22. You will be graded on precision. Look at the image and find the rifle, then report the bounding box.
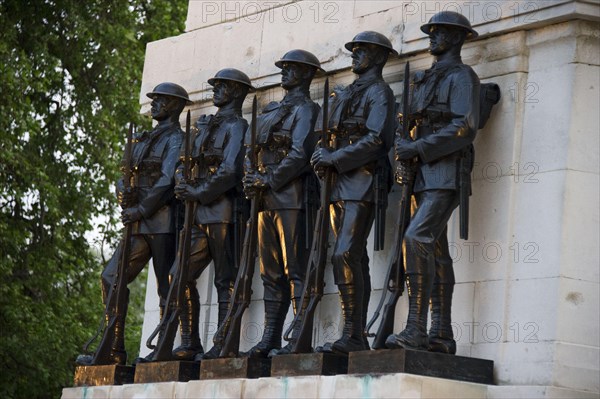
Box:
[365,62,414,349]
[374,166,386,251]
[284,78,332,353]
[459,149,471,240]
[217,96,260,357]
[82,123,135,364]
[146,110,195,360]
[232,192,247,270]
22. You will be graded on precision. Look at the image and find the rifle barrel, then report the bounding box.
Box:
[286,78,331,352]
[218,95,260,357]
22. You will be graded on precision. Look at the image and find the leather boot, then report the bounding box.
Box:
[197,300,230,360]
[173,284,204,360]
[245,300,289,359]
[385,274,431,350]
[76,313,127,366]
[109,314,128,364]
[428,283,456,354]
[319,284,367,354]
[76,289,129,366]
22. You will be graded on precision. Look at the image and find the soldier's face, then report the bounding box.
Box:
[351,44,375,74]
[428,25,458,55]
[212,81,234,107]
[281,63,304,89]
[150,95,171,121]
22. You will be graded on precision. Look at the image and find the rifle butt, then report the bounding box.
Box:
[219,306,245,357]
[90,318,118,365]
[371,293,401,349]
[290,295,321,353]
[291,318,315,353]
[89,227,132,363]
[150,313,180,361]
[460,191,469,240]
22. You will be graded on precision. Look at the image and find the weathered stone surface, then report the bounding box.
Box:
[200,357,271,379]
[61,373,600,398]
[133,361,199,383]
[120,382,177,398]
[73,365,134,387]
[271,352,348,376]
[183,379,245,398]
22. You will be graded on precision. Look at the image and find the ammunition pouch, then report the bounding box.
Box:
[413,102,451,138]
[415,121,445,139]
[137,157,162,187]
[195,166,218,181]
[257,148,289,169]
[421,106,452,124]
[332,115,368,148]
[257,131,291,171]
[339,116,365,134]
[202,153,223,167]
[333,130,367,149]
[270,131,292,149]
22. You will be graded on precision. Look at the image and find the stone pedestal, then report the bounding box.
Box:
[200,357,270,379]
[73,365,134,386]
[271,352,348,377]
[133,360,199,383]
[348,349,494,385]
[63,374,600,399]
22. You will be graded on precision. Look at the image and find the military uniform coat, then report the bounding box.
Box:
[128,121,183,234]
[249,90,320,210]
[191,108,247,224]
[410,55,480,193]
[325,76,396,202]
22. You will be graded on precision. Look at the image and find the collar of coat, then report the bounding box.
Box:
[139,120,180,141]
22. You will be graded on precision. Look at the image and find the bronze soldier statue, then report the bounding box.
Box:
[77,82,190,365]
[243,49,322,358]
[172,68,253,361]
[386,12,481,354]
[311,31,397,354]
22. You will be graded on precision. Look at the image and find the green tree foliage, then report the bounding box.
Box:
[0,0,188,397]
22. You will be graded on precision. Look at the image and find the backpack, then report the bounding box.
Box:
[478,83,501,129]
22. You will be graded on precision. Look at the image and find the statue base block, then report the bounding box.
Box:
[200,357,271,379]
[270,353,348,376]
[133,361,200,383]
[348,349,494,384]
[73,365,135,386]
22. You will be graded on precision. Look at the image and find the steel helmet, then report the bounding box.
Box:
[146,82,192,105]
[208,68,255,92]
[344,31,398,55]
[275,49,325,72]
[420,11,479,39]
